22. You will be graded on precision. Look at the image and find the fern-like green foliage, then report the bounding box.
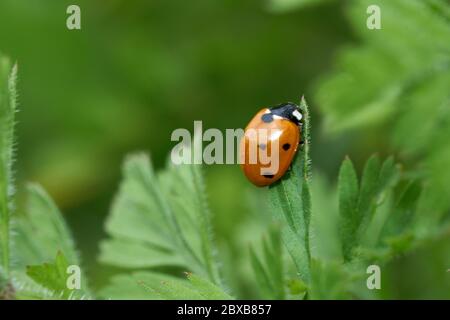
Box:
[0,55,16,292]
[338,156,400,261]
[308,155,440,298]
[315,0,450,230]
[99,153,230,299]
[252,96,437,299]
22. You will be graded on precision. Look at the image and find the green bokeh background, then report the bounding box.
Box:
[0,0,448,298]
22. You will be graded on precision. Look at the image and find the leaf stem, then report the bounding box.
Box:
[0,59,16,280]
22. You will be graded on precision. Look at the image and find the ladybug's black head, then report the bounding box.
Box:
[269,102,302,125]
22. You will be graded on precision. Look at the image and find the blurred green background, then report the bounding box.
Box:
[0,0,448,298]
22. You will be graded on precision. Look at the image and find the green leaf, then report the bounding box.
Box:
[99,239,185,269]
[14,184,80,266]
[100,153,222,286]
[315,0,450,227]
[287,278,307,299]
[376,157,400,196]
[249,246,274,299]
[382,180,422,239]
[100,272,233,300]
[98,272,180,300]
[338,156,403,261]
[338,157,359,261]
[26,251,82,300]
[12,184,91,299]
[186,273,233,300]
[356,156,400,241]
[317,0,450,131]
[0,56,17,283]
[309,259,351,300]
[249,227,285,299]
[357,155,381,228]
[268,97,312,283]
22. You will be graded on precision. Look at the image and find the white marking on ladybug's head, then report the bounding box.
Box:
[269,129,283,140]
[273,115,283,120]
[292,110,302,122]
[264,109,271,114]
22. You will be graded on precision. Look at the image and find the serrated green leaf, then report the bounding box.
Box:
[99,238,185,268]
[382,180,422,239]
[358,157,400,238]
[268,97,312,283]
[98,272,181,300]
[186,273,233,300]
[315,0,450,231]
[14,184,80,266]
[100,271,233,300]
[358,155,381,217]
[338,157,359,261]
[26,251,80,300]
[101,152,222,289]
[338,156,405,260]
[12,184,91,299]
[376,157,400,195]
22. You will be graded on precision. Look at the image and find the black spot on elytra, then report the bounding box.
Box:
[261,113,273,123]
[262,174,275,179]
[282,143,291,151]
[259,143,266,150]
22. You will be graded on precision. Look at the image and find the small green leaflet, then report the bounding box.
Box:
[26,251,83,300]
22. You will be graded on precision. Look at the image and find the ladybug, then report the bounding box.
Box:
[240,102,303,187]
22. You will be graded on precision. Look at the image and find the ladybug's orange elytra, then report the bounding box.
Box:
[240,103,302,187]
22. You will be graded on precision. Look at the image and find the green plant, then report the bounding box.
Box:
[0,0,449,300]
[95,98,447,299]
[0,57,447,298]
[0,54,16,299]
[98,153,230,299]
[246,99,448,299]
[315,0,450,228]
[0,56,91,299]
